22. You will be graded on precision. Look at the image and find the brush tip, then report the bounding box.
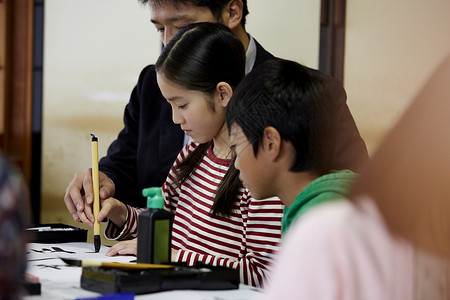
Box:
[94,235,101,252]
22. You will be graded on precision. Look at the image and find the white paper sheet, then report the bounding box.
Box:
[26,242,135,283]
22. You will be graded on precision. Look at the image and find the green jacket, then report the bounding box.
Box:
[282,170,357,233]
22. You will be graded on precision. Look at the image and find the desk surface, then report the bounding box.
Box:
[25,242,261,300]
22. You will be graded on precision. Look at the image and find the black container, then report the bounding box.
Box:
[80,262,239,294]
[136,187,173,264]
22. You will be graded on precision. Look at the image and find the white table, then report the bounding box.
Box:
[25,242,261,300]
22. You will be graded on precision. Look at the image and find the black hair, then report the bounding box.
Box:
[156,22,245,94]
[156,22,246,217]
[139,0,249,28]
[226,59,338,176]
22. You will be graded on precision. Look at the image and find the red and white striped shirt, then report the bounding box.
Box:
[105,142,284,287]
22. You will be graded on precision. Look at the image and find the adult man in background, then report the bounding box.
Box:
[64,0,368,226]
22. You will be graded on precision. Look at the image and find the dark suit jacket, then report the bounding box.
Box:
[100,40,368,207]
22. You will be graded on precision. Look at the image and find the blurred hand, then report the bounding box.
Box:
[64,168,115,226]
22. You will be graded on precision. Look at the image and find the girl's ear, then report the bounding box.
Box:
[222,0,243,30]
[216,82,233,107]
[262,127,282,161]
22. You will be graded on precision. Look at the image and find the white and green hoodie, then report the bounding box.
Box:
[282,170,357,234]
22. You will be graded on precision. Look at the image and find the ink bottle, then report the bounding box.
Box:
[136,187,173,264]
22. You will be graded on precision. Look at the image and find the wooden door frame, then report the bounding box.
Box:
[2,0,34,183]
[319,0,347,82]
[1,0,35,221]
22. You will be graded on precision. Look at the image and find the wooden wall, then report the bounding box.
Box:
[0,0,33,185]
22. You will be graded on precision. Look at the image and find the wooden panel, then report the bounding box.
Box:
[319,0,347,82]
[2,0,33,184]
[0,2,5,140]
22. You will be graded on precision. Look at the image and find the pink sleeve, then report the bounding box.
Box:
[260,200,413,300]
[260,208,342,299]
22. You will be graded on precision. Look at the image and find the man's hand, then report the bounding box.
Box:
[106,238,138,256]
[63,168,115,226]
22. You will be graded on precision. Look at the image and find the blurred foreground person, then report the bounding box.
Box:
[0,152,30,299]
[260,53,450,299]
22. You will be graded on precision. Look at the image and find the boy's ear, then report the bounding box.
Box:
[216,82,233,107]
[262,127,282,161]
[222,0,243,30]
